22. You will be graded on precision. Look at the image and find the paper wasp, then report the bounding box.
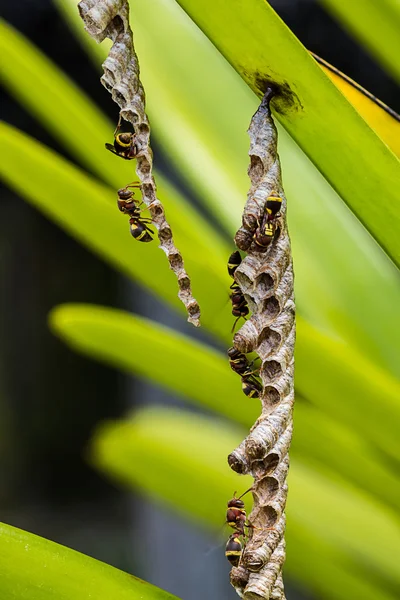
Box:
[225,489,253,566]
[227,347,262,398]
[227,251,249,330]
[105,116,138,160]
[230,283,249,331]
[226,489,253,533]
[253,192,282,250]
[117,183,154,242]
[227,347,259,378]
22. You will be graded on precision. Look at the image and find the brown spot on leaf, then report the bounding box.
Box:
[241,68,303,114]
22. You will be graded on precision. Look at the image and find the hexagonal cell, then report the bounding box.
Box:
[150,202,164,218]
[262,452,280,474]
[258,327,281,356]
[178,275,190,291]
[254,271,274,297]
[168,252,183,269]
[228,452,248,475]
[257,476,279,501]
[261,296,280,320]
[262,385,281,407]
[249,155,264,184]
[261,360,282,382]
[142,183,156,203]
[258,504,279,529]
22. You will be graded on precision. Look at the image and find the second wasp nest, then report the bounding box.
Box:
[78,0,200,326]
[228,90,295,599]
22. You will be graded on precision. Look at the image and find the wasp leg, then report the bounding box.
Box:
[113,113,123,138]
[231,315,247,334]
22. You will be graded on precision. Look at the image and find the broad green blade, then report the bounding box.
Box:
[320,0,400,82]
[58,1,400,378]
[50,303,400,509]
[172,0,400,267]
[91,408,400,600]
[0,123,234,335]
[0,522,179,600]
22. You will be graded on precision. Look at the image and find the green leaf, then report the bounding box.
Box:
[0,522,179,600]
[296,318,400,460]
[293,403,400,513]
[91,408,400,600]
[50,303,400,509]
[0,122,232,337]
[172,0,400,267]
[49,303,259,428]
[287,523,397,600]
[320,0,400,82]
[0,17,115,182]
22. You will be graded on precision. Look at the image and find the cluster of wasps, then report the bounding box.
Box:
[106,118,155,243]
[227,191,282,399]
[228,191,282,398]
[224,193,282,566]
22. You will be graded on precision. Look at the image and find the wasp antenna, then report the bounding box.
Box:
[238,486,254,500]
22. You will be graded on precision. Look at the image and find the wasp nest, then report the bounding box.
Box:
[78,0,200,326]
[228,90,295,599]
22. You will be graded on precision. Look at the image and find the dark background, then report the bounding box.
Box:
[1,1,398,598]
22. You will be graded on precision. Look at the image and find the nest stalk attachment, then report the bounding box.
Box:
[229,90,295,599]
[78,0,200,326]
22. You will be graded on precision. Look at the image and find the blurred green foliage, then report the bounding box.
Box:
[0,523,179,600]
[320,0,400,82]
[0,1,399,599]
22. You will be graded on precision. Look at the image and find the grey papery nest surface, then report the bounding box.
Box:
[228,91,295,599]
[78,0,200,326]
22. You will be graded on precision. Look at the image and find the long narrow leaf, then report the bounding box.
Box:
[0,522,179,600]
[50,303,400,508]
